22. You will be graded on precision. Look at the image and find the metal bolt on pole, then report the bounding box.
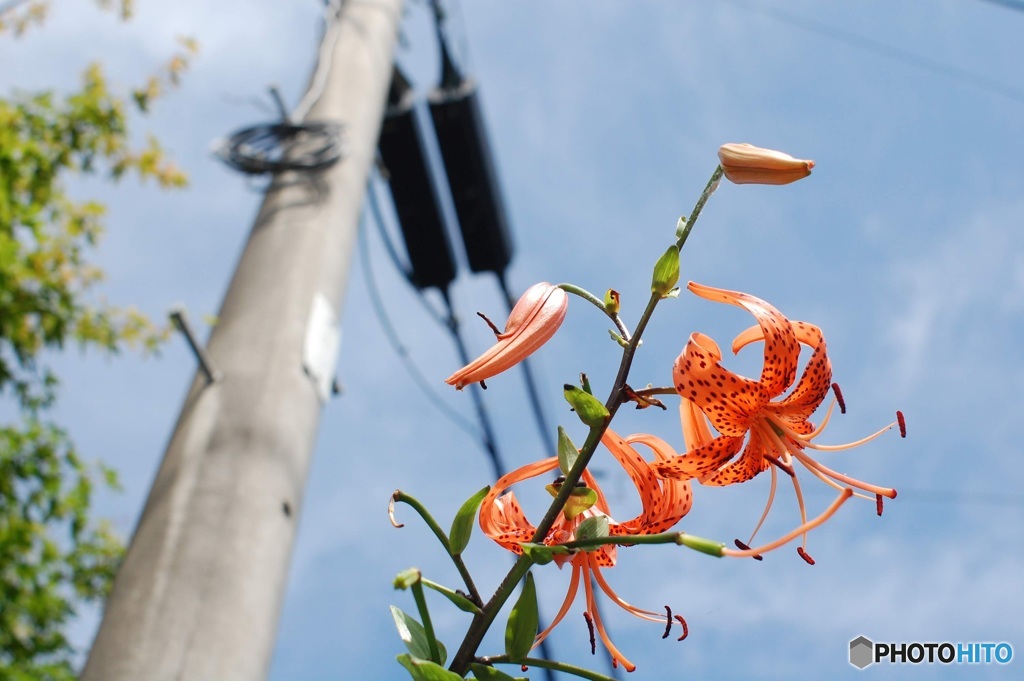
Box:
[80,1,403,679]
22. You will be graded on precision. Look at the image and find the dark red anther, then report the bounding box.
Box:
[675,615,689,641]
[521,665,529,672]
[734,538,763,561]
[479,379,487,390]
[477,311,502,336]
[897,410,906,438]
[662,606,673,639]
[583,611,596,655]
[797,546,815,565]
[831,382,846,414]
[876,494,884,517]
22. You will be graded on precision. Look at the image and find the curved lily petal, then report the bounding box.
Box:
[673,332,768,437]
[688,281,799,397]
[652,432,745,481]
[698,430,772,487]
[602,432,693,535]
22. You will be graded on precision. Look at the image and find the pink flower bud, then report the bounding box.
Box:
[445,282,568,390]
[718,143,814,185]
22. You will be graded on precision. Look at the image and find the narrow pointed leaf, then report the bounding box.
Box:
[556,426,578,477]
[449,486,490,556]
[421,578,482,614]
[396,654,464,681]
[505,572,539,661]
[391,605,448,665]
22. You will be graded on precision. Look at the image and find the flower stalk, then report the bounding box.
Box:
[448,163,726,674]
[390,490,482,606]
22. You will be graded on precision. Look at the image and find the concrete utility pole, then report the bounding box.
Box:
[80,1,403,679]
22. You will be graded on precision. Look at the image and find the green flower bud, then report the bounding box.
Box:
[563,384,609,428]
[651,245,680,297]
[603,288,620,314]
[393,568,422,590]
[676,533,726,557]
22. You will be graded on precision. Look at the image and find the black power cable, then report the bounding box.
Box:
[214,121,344,175]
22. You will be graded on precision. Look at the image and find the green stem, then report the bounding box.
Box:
[560,531,726,557]
[391,490,483,606]
[561,531,686,550]
[411,580,443,665]
[557,282,631,341]
[478,655,620,681]
[676,164,724,251]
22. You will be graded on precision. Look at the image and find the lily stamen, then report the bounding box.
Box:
[675,615,689,641]
[831,382,846,413]
[788,447,897,499]
[724,488,854,559]
[583,611,596,655]
[733,539,763,561]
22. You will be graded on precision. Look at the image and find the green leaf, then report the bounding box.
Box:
[396,654,464,681]
[505,572,539,661]
[651,244,680,297]
[421,578,482,614]
[449,486,490,556]
[391,605,447,665]
[575,516,610,545]
[556,426,578,477]
[469,663,523,681]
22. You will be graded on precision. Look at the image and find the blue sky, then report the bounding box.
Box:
[4,0,1024,679]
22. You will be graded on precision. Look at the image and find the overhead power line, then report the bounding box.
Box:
[724,0,1024,103]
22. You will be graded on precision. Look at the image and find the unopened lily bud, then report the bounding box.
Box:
[563,384,609,428]
[651,245,680,297]
[718,142,814,186]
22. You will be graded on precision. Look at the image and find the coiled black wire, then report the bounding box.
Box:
[215,121,344,175]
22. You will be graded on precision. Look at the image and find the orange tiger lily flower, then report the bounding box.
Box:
[718,143,814,186]
[653,282,901,556]
[479,429,693,672]
[445,282,568,390]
